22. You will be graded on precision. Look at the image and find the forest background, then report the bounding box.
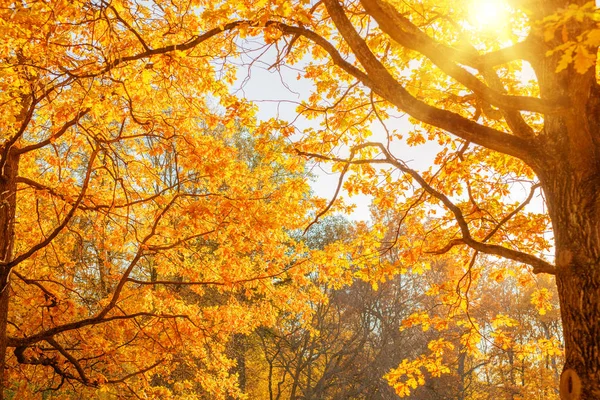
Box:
[1,0,598,398]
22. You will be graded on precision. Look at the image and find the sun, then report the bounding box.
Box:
[468,0,509,31]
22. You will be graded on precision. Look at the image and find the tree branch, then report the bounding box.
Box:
[126,260,306,287]
[302,148,357,234]
[2,149,98,270]
[482,183,541,242]
[358,0,564,115]
[297,144,556,274]
[13,271,58,308]
[8,312,189,348]
[16,109,90,155]
[45,337,90,384]
[14,345,82,384]
[106,360,163,384]
[72,21,246,78]
[291,1,541,164]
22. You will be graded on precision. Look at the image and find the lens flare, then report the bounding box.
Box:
[469,0,509,30]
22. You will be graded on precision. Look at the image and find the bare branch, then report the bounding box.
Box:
[302,148,357,234]
[482,183,541,242]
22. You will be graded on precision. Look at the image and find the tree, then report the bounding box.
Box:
[3,0,600,398]
[246,216,563,400]
[391,255,564,400]
[291,0,599,395]
[221,0,597,397]
[255,276,413,400]
[248,216,410,400]
[0,3,323,397]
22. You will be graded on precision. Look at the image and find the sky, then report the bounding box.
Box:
[231,42,443,222]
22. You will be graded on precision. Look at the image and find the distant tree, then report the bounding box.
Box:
[397,258,563,400]
[253,276,412,400]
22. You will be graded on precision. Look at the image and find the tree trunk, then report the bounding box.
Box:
[456,350,466,400]
[555,265,600,400]
[0,149,19,399]
[541,168,600,400]
[531,9,600,391]
[555,266,600,399]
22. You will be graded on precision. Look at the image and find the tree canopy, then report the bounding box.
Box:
[1,0,599,398]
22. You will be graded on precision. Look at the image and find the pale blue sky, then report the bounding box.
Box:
[231,43,444,221]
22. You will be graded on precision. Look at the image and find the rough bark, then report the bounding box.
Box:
[532,11,600,392]
[543,171,600,400]
[0,150,19,400]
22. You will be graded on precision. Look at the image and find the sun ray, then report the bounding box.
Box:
[468,0,509,30]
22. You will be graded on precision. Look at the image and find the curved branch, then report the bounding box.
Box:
[358,0,537,138]
[14,335,163,387]
[107,5,152,52]
[298,144,556,275]
[358,0,565,115]
[3,148,99,270]
[72,21,246,78]
[286,3,540,164]
[16,109,90,155]
[126,259,308,287]
[302,148,357,234]
[13,271,58,308]
[8,312,189,348]
[482,183,541,242]
[478,66,535,138]
[14,345,82,384]
[16,176,186,212]
[45,337,90,384]
[106,360,163,384]
[477,41,536,67]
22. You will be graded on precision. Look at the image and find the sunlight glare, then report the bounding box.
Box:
[469,0,509,31]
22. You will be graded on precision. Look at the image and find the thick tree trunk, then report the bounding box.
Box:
[556,267,600,399]
[531,7,600,391]
[541,169,600,400]
[0,150,19,400]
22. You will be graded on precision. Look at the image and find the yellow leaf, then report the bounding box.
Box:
[141,69,153,85]
[555,47,574,72]
[573,45,595,74]
[586,29,600,46]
